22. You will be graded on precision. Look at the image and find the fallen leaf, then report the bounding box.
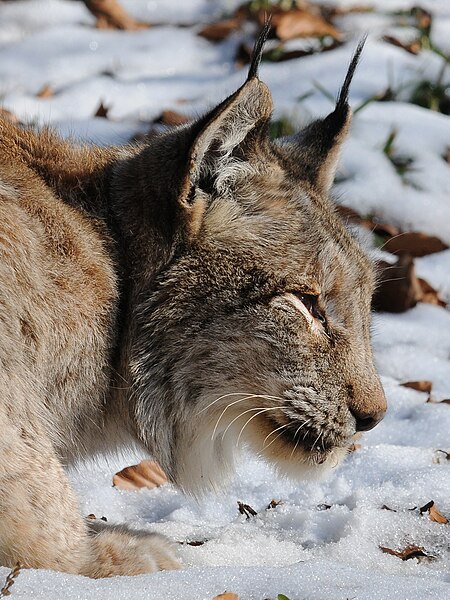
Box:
[0,107,18,124]
[198,18,241,42]
[380,545,433,561]
[382,35,421,55]
[401,381,433,393]
[212,593,238,600]
[36,84,54,98]
[94,101,109,118]
[434,449,450,462]
[372,255,422,313]
[84,0,149,30]
[267,499,283,510]
[113,460,168,491]
[237,501,257,519]
[348,443,361,453]
[272,9,340,41]
[178,539,208,546]
[382,231,448,257]
[419,500,448,524]
[156,110,192,127]
[418,278,447,308]
[381,505,397,512]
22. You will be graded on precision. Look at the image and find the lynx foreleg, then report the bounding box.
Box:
[0,403,179,577]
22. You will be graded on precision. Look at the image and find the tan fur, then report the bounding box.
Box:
[0,42,385,577]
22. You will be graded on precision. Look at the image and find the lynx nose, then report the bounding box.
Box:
[347,380,387,432]
[350,408,385,432]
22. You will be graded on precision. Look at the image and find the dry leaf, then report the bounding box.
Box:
[382,231,448,257]
[237,501,257,519]
[420,500,449,524]
[401,381,433,393]
[372,255,422,313]
[418,278,447,308]
[348,443,362,453]
[84,0,149,30]
[36,84,54,98]
[380,544,433,561]
[157,110,192,126]
[0,107,18,124]
[0,563,21,598]
[198,18,241,42]
[113,460,168,491]
[267,499,282,509]
[212,593,238,600]
[272,9,340,41]
[94,102,109,118]
[382,35,421,55]
[434,449,450,463]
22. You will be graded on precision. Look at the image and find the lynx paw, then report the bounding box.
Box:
[82,521,180,578]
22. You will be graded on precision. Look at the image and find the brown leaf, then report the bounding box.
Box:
[113,460,168,491]
[434,449,450,462]
[382,231,448,257]
[237,501,257,519]
[212,594,238,600]
[272,9,340,41]
[419,500,448,524]
[94,101,109,118]
[382,35,421,55]
[418,278,447,308]
[0,107,18,124]
[198,18,241,42]
[267,499,283,510]
[36,84,54,98]
[380,544,433,561]
[84,0,149,31]
[157,110,192,127]
[401,380,433,393]
[372,255,422,313]
[348,443,362,453]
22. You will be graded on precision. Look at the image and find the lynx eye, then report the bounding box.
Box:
[292,293,327,326]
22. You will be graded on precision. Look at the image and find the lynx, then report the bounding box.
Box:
[0,29,386,578]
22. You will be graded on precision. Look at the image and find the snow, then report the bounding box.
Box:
[0,1,449,599]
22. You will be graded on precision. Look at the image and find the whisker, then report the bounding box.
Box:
[220,406,280,443]
[262,423,289,447]
[289,419,312,459]
[312,431,323,453]
[263,424,291,450]
[210,394,284,441]
[200,391,285,417]
[236,407,281,447]
[378,231,407,252]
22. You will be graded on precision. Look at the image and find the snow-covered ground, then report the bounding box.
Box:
[0,1,449,598]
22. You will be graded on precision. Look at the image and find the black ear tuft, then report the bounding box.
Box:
[247,19,272,81]
[335,36,367,114]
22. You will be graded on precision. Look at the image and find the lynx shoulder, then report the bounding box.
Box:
[0,33,385,577]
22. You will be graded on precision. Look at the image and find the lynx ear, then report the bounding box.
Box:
[287,38,366,195]
[179,22,273,209]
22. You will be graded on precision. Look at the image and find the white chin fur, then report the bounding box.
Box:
[172,418,347,495]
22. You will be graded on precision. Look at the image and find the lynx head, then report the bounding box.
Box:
[126,29,386,493]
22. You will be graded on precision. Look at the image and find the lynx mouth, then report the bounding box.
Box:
[263,415,350,460]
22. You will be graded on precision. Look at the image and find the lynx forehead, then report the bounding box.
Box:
[0,27,385,578]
